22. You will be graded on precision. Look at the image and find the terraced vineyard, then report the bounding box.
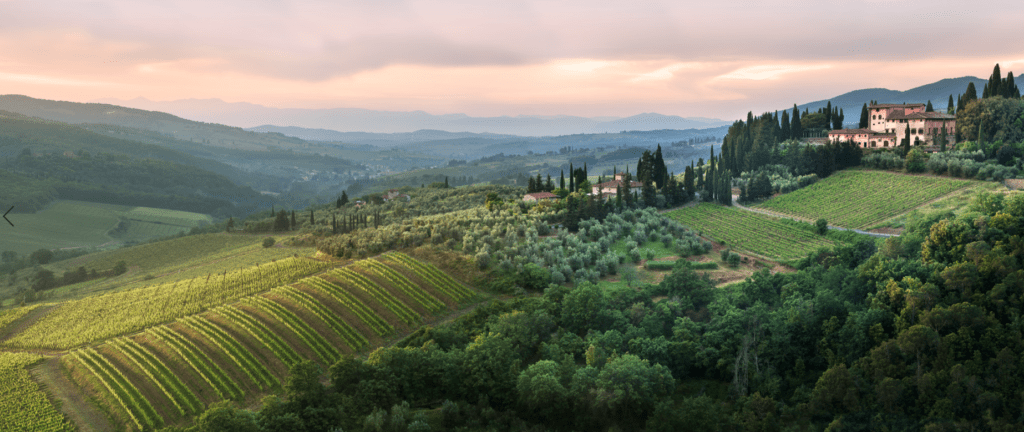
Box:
[666,204,840,261]
[756,170,974,229]
[0,352,74,432]
[37,253,477,431]
[4,257,333,350]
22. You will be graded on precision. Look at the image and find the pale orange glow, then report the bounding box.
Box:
[0,1,1021,122]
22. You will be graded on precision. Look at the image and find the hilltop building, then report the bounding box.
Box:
[827,103,956,148]
[591,173,643,198]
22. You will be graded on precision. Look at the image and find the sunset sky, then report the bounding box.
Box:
[1,0,1022,122]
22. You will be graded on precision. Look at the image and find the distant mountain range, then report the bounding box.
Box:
[786,74,1024,127]
[91,97,733,136]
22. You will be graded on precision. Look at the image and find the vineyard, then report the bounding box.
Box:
[0,304,40,332]
[0,352,74,432]
[756,170,974,229]
[38,252,477,431]
[666,204,840,262]
[4,257,333,350]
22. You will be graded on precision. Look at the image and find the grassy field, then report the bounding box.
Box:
[1,234,306,308]
[755,170,975,229]
[2,200,213,255]
[35,253,478,431]
[666,203,842,262]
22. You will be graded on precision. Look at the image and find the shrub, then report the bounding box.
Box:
[726,252,741,268]
[262,237,276,248]
[720,248,731,261]
[645,260,676,271]
[692,261,719,270]
[816,218,828,235]
[629,247,642,263]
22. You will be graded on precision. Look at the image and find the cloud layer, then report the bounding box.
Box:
[1,0,1021,120]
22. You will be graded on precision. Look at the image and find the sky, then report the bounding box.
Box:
[1,0,1022,122]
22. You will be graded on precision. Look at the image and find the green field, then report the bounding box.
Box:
[755,170,974,229]
[666,203,841,262]
[2,200,213,255]
[19,253,477,431]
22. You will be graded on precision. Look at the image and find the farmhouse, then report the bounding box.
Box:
[827,103,956,149]
[522,191,558,202]
[381,189,411,202]
[591,173,643,198]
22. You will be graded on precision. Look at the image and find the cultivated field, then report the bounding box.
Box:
[70,253,472,429]
[0,352,75,431]
[0,252,476,431]
[3,200,213,255]
[666,203,840,262]
[755,170,974,229]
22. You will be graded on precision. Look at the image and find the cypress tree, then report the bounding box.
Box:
[825,101,832,127]
[791,104,803,139]
[902,126,911,154]
[683,166,695,198]
[947,95,955,114]
[926,100,934,112]
[545,174,554,191]
[859,103,869,129]
[444,176,449,188]
[1005,72,1020,98]
[290,210,296,229]
[984,64,1001,99]
[309,209,315,225]
[569,163,575,192]
[527,176,536,193]
[654,144,667,187]
[560,170,565,190]
[964,82,978,105]
[780,110,791,139]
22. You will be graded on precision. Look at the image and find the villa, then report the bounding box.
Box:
[827,103,956,148]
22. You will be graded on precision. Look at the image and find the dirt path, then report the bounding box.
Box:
[0,304,55,344]
[730,195,898,238]
[30,356,113,432]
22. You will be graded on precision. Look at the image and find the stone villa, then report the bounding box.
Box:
[827,103,956,148]
[591,173,643,198]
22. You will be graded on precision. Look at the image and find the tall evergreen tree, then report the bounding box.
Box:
[947,95,955,114]
[1005,72,1020,98]
[901,127,911,154]
[559,170,565,190]
[791,104,803,139]
[964,82,978,106]
[984,64,1002,99]
[780,110,791,139]
[274,210,289,232]
[569,162,575,192]
[683,166,695,198]
[290,210,296,229]
[825,101,832,128]
[444,176,449,188]
[926,100,934,112]
[654,144,668,187]
[545,174,554,192]
[309,209,315,225]
[859,103,869,129]
[527,176,537,193]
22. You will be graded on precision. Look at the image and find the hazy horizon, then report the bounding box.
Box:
[1,0,1021,121]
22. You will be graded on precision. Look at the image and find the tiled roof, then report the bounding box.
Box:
[870,103,925,108]
[828,128,874,135]
[889,111,956,120]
